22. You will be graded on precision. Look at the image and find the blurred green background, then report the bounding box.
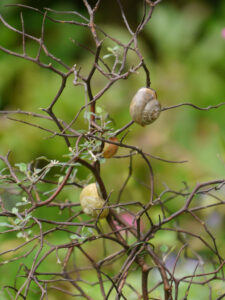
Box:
[0,0,225,299]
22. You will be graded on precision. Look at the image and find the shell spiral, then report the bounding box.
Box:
[129,87,161,126]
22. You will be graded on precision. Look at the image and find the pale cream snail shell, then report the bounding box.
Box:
[129,87,161,126]
[80,183,109,218]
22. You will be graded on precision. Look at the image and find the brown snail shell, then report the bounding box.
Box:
[79,183,109,218]
[129,87,161,126]
[103,137,119,158]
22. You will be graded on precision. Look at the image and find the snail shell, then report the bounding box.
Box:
[129,87,161,126]
[80,183,109,218]
[103,137,119,158]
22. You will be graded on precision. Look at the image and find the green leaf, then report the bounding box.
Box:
[16,232,24,238]
[70,234,86,242]
[84,111,91,121]
[58,176,64,184]
[11,207,19,214]
[0,222,14,228]
[16,202,28,207]
[15,163,27,173]
[24,214,32,222]
[33,168,42,174]
[96,106,103,114]
[103,54,113,59]
[81,226,93,237]
[70,234,79,239]
[14,218,21,225]
[112,46,119,51]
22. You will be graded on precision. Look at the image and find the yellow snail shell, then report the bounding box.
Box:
[80,183,109,218]
[129,87,161,126]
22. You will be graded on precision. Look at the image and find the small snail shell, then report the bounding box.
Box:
[80,183,109,218]
[103,137,119,158]
[129,87,161,126]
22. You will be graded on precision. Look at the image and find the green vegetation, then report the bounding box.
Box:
[0,1,224,299]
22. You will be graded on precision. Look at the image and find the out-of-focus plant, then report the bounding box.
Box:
[0,1,225,299]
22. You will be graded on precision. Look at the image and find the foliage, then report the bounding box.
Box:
[0,1,225,299]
